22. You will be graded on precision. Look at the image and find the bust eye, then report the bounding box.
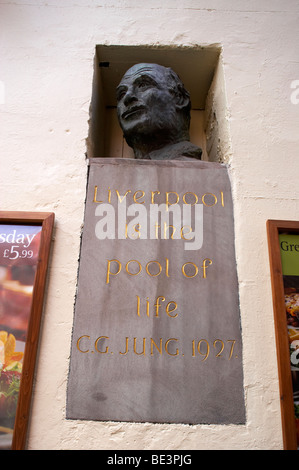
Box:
[137,78,155,90]
[138,80,149,89]
[116,88,126,101]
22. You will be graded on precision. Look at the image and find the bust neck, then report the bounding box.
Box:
[127,130,190,160]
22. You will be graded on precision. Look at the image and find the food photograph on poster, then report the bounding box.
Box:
[0,224,42,448]
[280,234,299,446]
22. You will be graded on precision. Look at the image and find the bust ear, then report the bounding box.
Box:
[174,86,191,111]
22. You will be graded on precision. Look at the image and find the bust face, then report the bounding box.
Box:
[116,63,179,141]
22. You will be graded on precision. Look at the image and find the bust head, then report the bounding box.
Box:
[116,63,193,159]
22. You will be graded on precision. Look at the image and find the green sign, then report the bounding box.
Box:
[279,234,299,276]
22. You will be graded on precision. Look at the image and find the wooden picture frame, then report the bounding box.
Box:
[0,211,54,450]
[267,219,299,450]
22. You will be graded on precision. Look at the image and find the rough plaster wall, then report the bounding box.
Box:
[1,0,299,450]
[205,57,233,164]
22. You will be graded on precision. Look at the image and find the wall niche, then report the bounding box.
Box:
[88,44,231,164]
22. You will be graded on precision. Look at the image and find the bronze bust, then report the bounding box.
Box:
[116,63,202,161]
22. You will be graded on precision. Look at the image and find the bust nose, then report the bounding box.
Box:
[123,87,138,106]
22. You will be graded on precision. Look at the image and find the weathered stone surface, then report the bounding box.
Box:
[67,158,245,424]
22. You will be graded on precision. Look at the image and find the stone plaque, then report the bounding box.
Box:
[66,158,245,424]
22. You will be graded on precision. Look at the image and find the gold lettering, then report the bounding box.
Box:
[119,337,129,355]
[151,191,160,204]
[165,191,179,210]
[116,189,131,203]
[197,339,210,361]
[165,338,179,356]
[151,338,163,355]
[137,294,176,318]
[136,295,141,317]
[166,301,178,318]
[165,191,180,211]
[93,187,224,208]
[213,339,224,357]
[220,191,224,207]
[180,226,192,240]
[192,340,196,357]
[93,186,103,203]
[202,258,212,278]
[154,296,165,317]
[182,192,198,205]
[133,337,146,355]
[94,336,109,354]
[133,190,145,204]
[165,257,170,277]
[146,260,162,277]
[227,339,236,359]
[182,262,199,278]
[136,295,150,317]
[126,259,142,276]
[163,223,176,239]
[76,335,90,353]
[191,338,237,359]
[202,192,217,207]
[106,259,121,284]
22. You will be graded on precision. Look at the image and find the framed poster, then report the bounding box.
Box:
[0,211,54,450]
[267,219,299,450]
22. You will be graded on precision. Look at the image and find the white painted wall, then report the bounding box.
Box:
[1,0,299,450]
